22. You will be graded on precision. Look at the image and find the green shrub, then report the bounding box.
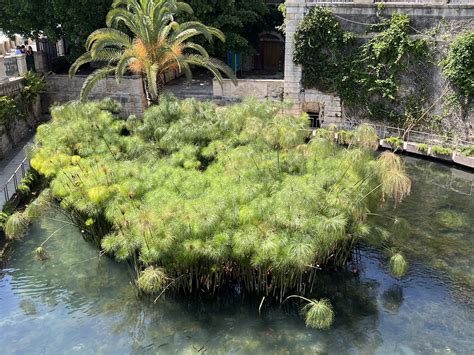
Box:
[431,145,453,156]
[460,145,474,157]
[442,31,474,98]
[0,96,18,127]
[385,136,404,149]
[416,143,428,153]
[336,130,354,145]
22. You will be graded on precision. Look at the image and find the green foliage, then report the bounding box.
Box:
[385,136,404,149]
[70,0,236,103]
[431,145,453,156]
[184,0,277,55]
[293,7,355,93]
[442,31,474,99]
[416,143,429,153]
[0,212,9,230]
[294,11,428,124]
[389,252,408,278]
[0,0,113,61]
[0,96,18,128]
[4,212,30,240]
[30,97,411,297]
[302,298,334,330]
[137,266,168,294]
[34,246,49,261]
[460,145,474,157]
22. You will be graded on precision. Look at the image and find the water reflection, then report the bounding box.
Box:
[0,157,473,354]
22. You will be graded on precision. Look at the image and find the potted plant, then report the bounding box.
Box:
[383,136,404,151]
[430,145,453,161]
[453,145,474,168]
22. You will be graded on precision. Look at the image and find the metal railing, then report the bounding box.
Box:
[331,122,473,149]
[0,157,30,209]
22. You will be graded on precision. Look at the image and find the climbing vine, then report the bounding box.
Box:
[293,8,429,124]
[441,30,474,100]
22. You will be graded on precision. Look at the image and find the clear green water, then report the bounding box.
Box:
[1,158,473,354]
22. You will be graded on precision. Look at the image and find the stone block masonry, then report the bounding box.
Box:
[46,75,147,117]
[284,0,474,131]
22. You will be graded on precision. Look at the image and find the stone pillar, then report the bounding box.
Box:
[0,56,8,83]
[16,54,27,75]
[283,0,306,115]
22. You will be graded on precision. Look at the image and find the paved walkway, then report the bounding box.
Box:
[0,133,34,210]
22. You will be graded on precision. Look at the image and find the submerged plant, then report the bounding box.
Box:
[34,246,49,261]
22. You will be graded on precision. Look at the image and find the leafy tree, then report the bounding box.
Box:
[69,0,236,103]
[183,0,280,55]
[0,0,112,61]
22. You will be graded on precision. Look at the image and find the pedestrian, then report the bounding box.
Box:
[15,46,22,54]
[26,46,36,72]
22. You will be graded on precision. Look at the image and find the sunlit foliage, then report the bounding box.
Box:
[30,97,410,297]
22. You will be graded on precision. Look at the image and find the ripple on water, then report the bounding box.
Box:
[0,157,473,354]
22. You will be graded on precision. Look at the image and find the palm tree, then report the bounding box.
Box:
[69,0,236,104]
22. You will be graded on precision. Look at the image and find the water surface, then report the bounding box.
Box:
[1,158,473,354]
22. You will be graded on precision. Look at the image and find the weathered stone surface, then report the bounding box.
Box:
[213,79,284,101]
[46,74,147,117]
[284,1,474,138]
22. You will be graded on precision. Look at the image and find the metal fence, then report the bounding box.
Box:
[0,157,30,210]
[330,122,473,149]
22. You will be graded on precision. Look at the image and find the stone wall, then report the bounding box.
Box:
[0,78,43,159]
[284,0,474,134]
[46,74,147,117]
[213,79,284,101]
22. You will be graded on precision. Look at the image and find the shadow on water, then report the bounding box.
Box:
[0,157,473,354]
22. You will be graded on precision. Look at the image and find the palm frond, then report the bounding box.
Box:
[80,66,116,101]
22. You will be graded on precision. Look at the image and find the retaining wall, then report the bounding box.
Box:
[213,79,284,101]
[46,74,147,117]
[284,0,474,136]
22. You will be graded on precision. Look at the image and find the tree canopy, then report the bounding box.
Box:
[0,0,281,59]
[182,0,280,55]
[0,0,112,60]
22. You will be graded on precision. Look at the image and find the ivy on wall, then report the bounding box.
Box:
[442,30,474,101]
[293,7,429,125]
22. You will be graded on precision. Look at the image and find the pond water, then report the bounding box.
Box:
[0,158,473,354]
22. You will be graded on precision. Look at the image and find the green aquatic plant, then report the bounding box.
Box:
[416,143,429,153]
[4,212,30,240]
[389,252,408,278]
[431,146,453,156]
[137,266,168,294]
[385,136,404,150]
[460,145,474,157]
[285,295,334,330]
[34,246,49,261]
[29,97,411,298]
[436,210,468,230]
